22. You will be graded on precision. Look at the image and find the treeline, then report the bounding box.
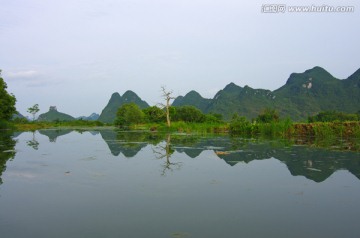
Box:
[229,109,360,142]
[115,103,223,128]
[114,103,360,138]
[229,109,293,137]
[308,111,360,123]
[13,119,105,131]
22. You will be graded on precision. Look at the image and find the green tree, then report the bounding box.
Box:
[143,106,166,123]
[173,106,205,123]
[308,111,359,123]
[0,70,17,121]
[205,113,223,123]
[115,103,144,128]
[27,104,40,121]
[229,114,251,134]
[255,108,279,123]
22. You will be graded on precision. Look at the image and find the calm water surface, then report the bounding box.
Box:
[0,129,360,238]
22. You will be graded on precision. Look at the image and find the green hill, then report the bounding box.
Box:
[273,66,360,120]
[172,90,211,112]
[173,66,360,121]
[37,107,75,122]
[98,90,149,123]
[207,83,275,120]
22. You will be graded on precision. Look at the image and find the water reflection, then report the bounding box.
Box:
[97,131,360,182]
[99,130,160,157]
[38,129,73,142]
[26,131,39,150]
[0,131,17,184]
[153,134,182,176]
[1,129,360,238]
[4,129,360,183]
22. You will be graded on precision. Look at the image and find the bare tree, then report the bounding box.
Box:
[160,86,175,127]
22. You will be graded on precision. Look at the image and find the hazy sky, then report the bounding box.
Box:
[1,0,359,117]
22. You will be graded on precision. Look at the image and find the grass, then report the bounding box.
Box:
[12,120,107,131]
[127,121,229,135]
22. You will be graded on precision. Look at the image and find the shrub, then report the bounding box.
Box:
[115,103,144,128]
[255,108,279,123]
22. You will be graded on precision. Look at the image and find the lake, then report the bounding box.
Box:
[1,129,360,238]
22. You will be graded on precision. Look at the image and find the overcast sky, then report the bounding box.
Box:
[1,0,359,117]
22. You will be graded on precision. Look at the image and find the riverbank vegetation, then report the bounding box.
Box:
[11,119,105,131]
[8,103,360,141]
[1,91,360,151]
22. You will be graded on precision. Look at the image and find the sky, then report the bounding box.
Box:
[1,0,359,118]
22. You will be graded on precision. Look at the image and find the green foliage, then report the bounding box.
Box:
[54,119,104,127]
[229,111,293,138]
[255,108,279,123]
[143,106,166,123]
[27,104,40,121]
[308,111,359,123]
[172,106,205,123]
[205,113,223,123]
[153,121,228,134]
[12,117,29,124]
[115,103,144,128]
[0,72,17,121]
[0,119,11,130]
[229,114,252,135]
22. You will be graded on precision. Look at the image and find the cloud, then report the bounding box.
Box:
[6,70,39,79]
[3,69,56,87]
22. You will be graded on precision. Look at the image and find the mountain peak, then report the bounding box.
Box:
[122,90,149,108]
[172,90,210,111]
[304,66,333,77]
[185,90,203,98]
[223,82,242,92]
[110,92,121,101]
[122,90,138,97]
[98,91,149,123]
[306,66,326,72]
[285,66,334,85]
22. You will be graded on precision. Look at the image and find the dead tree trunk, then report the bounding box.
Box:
[161,86,175,127]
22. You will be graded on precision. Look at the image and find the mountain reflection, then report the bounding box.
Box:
[98,131,360,182]
[15,129,360,183]
[216,138,360,182]
[99,130,162,157]
[38,129,73,142]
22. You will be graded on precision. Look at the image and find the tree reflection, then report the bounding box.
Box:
[27,131,39,150]
[153,134,182,176]
[0,131,17,184]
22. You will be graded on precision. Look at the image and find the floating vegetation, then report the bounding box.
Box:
[171,232,190,238]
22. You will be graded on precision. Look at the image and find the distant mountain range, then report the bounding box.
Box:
[77,113,99,121]
[27,66,360,122]
[173,66,360,120]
